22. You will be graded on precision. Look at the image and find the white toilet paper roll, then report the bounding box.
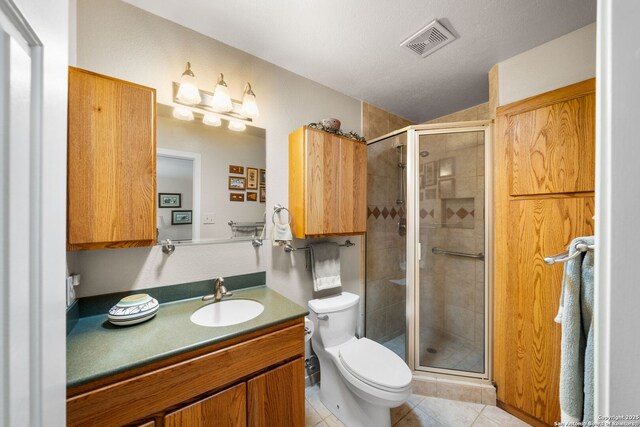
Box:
[304,317,314,342]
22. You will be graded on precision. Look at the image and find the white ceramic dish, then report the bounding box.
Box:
[108,293,159,326]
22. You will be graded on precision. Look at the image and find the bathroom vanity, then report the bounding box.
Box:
[66,287,307,427]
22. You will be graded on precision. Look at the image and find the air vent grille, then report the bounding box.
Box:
[401,19,456,58]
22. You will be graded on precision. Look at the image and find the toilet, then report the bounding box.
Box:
[308,292,412,427]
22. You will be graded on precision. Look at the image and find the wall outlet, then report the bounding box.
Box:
[203,213,215,224]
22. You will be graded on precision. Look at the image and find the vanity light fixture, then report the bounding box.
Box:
[172,106,194,121]
[228,120,247,132]
[175,62,202,105]
[210,73,233,112]
[241,83,259,119]
[172,64,259,130]
[202,114,222,127]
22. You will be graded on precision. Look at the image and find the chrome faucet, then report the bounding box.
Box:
[202,277,232,302]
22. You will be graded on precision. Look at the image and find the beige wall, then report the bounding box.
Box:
[497,23,596,106]
[71,0,363,307]
[362,102,414,141]
[424,102,490,124]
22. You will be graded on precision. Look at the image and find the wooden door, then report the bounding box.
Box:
[305,129,340,235]
[494,79,595,426]
[339,138,367,234]
[247,358,305,427]
[164,383,246,427]
[67,67,156,250]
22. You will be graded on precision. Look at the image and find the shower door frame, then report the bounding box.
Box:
[405,121,493,381]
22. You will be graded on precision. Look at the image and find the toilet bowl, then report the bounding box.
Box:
[308,292,412,427]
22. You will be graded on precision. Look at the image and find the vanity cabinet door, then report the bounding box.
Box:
[247,358,305,427]
[289,126,367,238]
[67,67,156,250]
[164,383,246,427]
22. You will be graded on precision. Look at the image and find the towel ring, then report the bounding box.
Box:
[272,204,292,226]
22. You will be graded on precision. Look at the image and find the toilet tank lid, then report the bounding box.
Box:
[308,292,359,314]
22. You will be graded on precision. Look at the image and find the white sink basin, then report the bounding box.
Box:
[190,299,264,327]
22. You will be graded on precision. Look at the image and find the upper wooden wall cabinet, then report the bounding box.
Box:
[289,126,367,238]
[67,67,156,250]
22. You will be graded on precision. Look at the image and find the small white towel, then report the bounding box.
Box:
[309,242,342,291]
[272,222,293,246]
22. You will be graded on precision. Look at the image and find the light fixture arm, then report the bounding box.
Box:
[217,73,228,87]
[182,62,195,78]
[244,82,255,97]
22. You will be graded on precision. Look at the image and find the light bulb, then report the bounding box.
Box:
[172,106,194,121]
[210,73,233,112]
[175,62,201,105]
[228,120,246,132]
[241,83,259,118]
[203,114,221,127]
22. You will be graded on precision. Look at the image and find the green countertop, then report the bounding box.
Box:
[67,286,308,388]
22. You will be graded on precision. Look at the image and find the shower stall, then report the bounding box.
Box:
[365,121,491,379]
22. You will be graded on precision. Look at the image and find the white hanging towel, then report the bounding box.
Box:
[309,242,342,291]
[272,220,293,247]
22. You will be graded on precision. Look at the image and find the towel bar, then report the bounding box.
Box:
[285,240,355,253]
[544,242,595,265]
[431,247,484,260]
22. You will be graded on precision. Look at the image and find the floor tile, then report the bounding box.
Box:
[392,402,415,425]
[323,414,347,427]
[480,405,531,426]
[416,396,484,426]
[395,407,443,426]
[306,384,333,419]
[471,414,500,427]
[305,399,323,427]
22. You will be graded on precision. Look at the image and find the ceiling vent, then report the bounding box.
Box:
[400,19,456,58]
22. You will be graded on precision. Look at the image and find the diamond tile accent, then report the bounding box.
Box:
[381,207,389,219]
[470,210,475,217]
[398,208,405,217]
[367,207,372,218]
[372,207,381,219]
[420,209,428,219]
[390,208,397,219]
[457,208,469,219]
[446,208,455,219]
[429,209,435,218]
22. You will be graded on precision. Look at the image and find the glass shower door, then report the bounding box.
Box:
[364,132,408,361]
[415,127,488,377]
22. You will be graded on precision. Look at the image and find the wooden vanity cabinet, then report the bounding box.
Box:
[164,383,247,427]
[289,126,367,238]
[67,67,156,250]
[67,319,305,427]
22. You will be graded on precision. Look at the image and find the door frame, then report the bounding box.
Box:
[408,123,492,380]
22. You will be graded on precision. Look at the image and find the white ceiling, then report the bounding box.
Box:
[124,0,596,123]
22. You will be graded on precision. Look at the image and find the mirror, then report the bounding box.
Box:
[156,104,266,244]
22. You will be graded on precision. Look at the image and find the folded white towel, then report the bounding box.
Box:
[309,242,342,292]
[272,222,293,246]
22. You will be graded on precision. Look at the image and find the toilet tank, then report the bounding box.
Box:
[308,292,359,348]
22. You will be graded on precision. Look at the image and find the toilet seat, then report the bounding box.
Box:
[339,338,412,393]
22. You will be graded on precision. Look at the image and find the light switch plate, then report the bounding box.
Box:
[203,213,215,224]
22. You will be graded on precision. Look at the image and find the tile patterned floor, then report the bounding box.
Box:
[305,384,531,427]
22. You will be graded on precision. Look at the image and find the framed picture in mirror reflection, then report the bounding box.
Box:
[158,193,181,208]
[228,176,246,190]
[246,167,258,189]
[171,210,192,225]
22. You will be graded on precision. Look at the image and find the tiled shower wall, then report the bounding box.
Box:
[365,133,407,345]
[363,102,414,141]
